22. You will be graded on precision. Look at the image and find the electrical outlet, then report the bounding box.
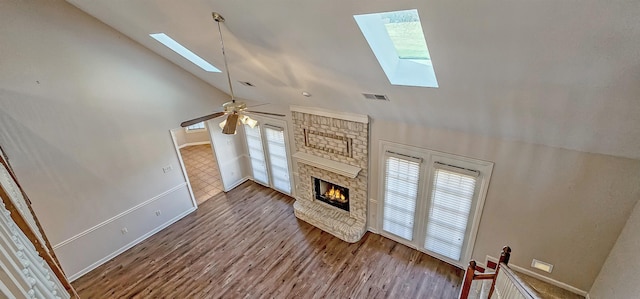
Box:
[162,165,173,173]
[121,227,128,235]
[155,210,161,216]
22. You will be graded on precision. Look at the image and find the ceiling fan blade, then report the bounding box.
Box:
[180,112,226,127]
[245,111,286,117]
[222,113,240,134]
[246,102,270,108]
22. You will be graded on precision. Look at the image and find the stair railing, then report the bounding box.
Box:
[459,246,539,299]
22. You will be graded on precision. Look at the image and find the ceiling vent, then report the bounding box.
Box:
[239,81,255,87]
[363,93,389,101]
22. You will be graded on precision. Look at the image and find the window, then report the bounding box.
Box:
[378,142,493,267]
[149,33,221,72]
[354,9,438,88]
[244,124,269,185]
[186,122,206,132]
[264,126,291,194]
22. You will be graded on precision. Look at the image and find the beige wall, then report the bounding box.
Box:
[173,127,210,148]
[368,119,640,291]
[589,200,640,298]
[0,0,228,277]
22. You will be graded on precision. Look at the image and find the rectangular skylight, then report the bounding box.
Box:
[150,33,221,72]
[354,9,438,88]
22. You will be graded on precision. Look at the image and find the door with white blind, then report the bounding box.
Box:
[244,124,269,185]
[379,142,493,267]
[382,153,422,241]
[243,122,292,195]
[423,162,480,262]
[264,126,291,194]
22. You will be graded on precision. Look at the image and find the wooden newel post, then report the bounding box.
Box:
[499,246,511,265]
[488,245,512,298]
[459,260,477,299]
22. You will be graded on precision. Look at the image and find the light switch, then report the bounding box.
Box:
[162,165,173,173]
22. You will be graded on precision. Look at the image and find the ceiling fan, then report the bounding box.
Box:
[180,12,285,134]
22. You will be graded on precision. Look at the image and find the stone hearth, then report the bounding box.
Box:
[291,106,368,243]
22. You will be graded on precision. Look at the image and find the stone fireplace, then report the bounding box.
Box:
[291,106,368,243]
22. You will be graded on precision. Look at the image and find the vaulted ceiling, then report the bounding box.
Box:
[67,0,640,159]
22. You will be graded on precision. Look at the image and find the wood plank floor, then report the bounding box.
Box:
[72,181,463,298]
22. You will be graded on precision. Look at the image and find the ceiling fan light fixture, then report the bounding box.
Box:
[242,115,258,128]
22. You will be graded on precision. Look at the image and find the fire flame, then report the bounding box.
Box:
[325,185,347,203]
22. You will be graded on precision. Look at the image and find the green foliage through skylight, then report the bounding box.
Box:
[381,11,430,60]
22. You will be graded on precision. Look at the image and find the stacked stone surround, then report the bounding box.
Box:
[291,109,368,243]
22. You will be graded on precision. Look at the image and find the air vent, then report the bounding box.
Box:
[363,93,389,101]
[239,81,255,87]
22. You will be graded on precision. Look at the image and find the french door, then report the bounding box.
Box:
[379,143,493,267]
[244,123,292,194]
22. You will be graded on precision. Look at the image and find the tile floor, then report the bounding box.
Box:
[180,144,223,204]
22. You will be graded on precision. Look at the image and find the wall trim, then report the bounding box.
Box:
[225,176,250,192]
[68,206,196,282]
[53,183,187,249]
[170,129,199,208]
[178,141,211,149]
[486,255,588,297]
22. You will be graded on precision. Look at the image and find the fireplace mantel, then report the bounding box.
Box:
[293,152,361,178]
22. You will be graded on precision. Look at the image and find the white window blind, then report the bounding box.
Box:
[424,164,478,261]
[186,122,205,131]
[264,126,291,194]
[382,153,421,241]
[244,124,269,185]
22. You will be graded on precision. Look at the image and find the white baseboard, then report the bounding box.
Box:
[178,141,211,149]
[53,183,187,249]
[486,255,588,297]
[68,206,196,282]
[225,176,250,192]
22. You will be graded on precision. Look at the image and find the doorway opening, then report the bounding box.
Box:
[171,124,223,205]
[181,144,223,204]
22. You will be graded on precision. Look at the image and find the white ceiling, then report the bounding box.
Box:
[67,0,640,159]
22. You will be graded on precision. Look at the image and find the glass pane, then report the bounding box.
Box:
[265,127,291,194]
[424,168,477,261]
[186,122,205,130]
[382,156,420,241]
[244,124,269,185]
[380,10,430,60]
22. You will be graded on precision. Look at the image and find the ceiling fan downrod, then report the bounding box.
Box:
[213,12,235,103]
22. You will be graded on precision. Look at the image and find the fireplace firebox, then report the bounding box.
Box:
[313,177,349,212]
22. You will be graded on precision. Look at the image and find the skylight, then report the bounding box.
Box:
[150,33,221,72]
[354,9,438,88]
